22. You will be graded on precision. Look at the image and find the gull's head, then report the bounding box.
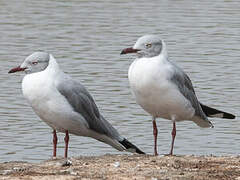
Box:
[121,35,165,58]
[8,52,50,74]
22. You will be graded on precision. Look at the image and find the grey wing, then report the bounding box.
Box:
[170,63,207,120]
[56,78,121,140]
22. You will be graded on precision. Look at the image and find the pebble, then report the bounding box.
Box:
[60,167,77,175]
[62,159,72,167]
[113,162,120,168]
[13,167,27,172]
[2,170,12,175]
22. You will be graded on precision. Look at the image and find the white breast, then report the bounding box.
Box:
[22,71,89,135]
[128,56,194,121]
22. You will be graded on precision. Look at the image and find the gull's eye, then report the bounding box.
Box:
[145,43,152,48]
[32,61,38,65]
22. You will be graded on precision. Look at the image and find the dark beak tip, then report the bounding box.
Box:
[8,66,25,74]
[120,47,139,55]
[8,68,16,74]
[120,50,126,55]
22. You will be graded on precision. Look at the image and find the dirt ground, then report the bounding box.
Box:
[0,154,240,180]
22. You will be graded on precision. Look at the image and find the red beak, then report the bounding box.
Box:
[8,66,26,73]
[120,47,140,55]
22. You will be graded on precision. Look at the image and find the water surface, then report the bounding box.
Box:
[0,0,239,162]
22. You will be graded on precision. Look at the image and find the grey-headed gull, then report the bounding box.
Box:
[9,52,144,158]
[121,34,235,156]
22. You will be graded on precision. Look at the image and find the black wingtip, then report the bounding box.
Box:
[119,139,145,154]
[200,103,236,119]
[223,113,235,119]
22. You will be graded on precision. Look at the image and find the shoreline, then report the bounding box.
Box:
[0,154,240,179]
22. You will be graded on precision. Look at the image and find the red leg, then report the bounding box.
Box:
[53,130,58,157]
[152,117,158,156]
[169,122,176,155]
[64,130,69,158]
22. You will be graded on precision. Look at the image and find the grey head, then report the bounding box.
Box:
[8,52,50,74]
[121,34,163,58]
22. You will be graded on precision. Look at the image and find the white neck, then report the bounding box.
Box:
[45,54,61,75]
[159,40,168,61]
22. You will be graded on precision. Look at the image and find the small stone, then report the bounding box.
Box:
[62,159,72,167]
[2,170,13,175]
[69,168,77,175]
[83,162,89,165]
[60,169,69,174]
[56,162,62,166]
[113,162,120,168]
[13,167,27,172]
[60,167,74,174]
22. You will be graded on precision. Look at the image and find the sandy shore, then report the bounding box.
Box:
[0,154,240,180]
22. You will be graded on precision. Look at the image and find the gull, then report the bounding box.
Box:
[121,34,235,156]
[8,52,144,158]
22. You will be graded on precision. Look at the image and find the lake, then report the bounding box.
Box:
[0,0,239,162]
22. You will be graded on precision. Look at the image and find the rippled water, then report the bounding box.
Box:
[0,0,239,162]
